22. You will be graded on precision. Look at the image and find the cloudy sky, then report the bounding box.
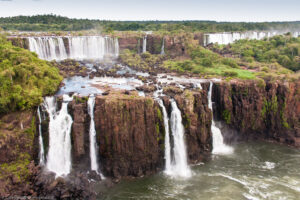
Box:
[0,0,299,22]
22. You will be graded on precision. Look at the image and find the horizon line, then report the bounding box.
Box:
[1,14,300,23]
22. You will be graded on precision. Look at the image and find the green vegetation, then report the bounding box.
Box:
[0,35,62,114]
[222,110,231,124]
[219,34,300,72]
[261,96,278,119]
[163,46,256,79]
[120,49,164,71]
[74,96,89,104]
[0,114,36,183]
[1,15,300,33]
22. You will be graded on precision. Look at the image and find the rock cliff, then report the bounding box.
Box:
[213,80,300,147]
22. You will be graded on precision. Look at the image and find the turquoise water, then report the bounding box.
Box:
[98,141,300,200]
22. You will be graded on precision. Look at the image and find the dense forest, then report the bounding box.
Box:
[1,14,300,32]
[215,34,300,72]
[0,35,62,114]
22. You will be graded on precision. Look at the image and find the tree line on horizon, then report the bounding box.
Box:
[1,14,300,33]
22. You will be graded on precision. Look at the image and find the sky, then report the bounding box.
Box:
[0,0,299,22]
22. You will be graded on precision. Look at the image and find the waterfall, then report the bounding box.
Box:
[27,36,119,61]
[169,99,191,178]
[208,82,233,155]
[142,35,147,53]
[87,95,104,178]
[29,37,67,61]
[37,106,45,165]
[161,39,165,55]
[204,31,299,46]
[44,95,73,177]
[157,99,171,173]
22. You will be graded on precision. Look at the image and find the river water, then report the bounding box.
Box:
[98,141,300,200]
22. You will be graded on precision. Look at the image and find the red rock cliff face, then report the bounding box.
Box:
[213,80,300,147]
[68,91,212,178]
[93,95,164,178]
[163,90,212,164]
[0,111,37,196]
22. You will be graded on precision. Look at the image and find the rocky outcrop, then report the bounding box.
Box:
[69,98,91,170]
[0,111,37,197]
[213,80,300,147]
[67,90,212,178]
[94,94,165,178]
[163,90,212,163]
[118,36,142,53]
[8,37,29,49]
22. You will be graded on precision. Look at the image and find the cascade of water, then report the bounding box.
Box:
[142,35,147,53]
[169,99,191,178]
[157,99,171,173]
[27,36,119,61]
[161,39,165,55]
[114,38,120,57]
[208,82,233,155]
[44,95,73,177]
[87,95,104,178]
[37,106,45,165]
[28,37,67,61]
[204,31,299,46]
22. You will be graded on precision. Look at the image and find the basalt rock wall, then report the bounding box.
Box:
[213,80,300,147]
[68,91,212,178]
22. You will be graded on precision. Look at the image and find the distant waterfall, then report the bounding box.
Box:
[204,31,300,46]
[161,39,165,55]
[142,35,147,53]
[44,95,73,177]
[87,95,104,178]
[169,99,191,177]
[208,82,233,155]
[157,99,171,173]
[37,106,45,165]
[28,36,119,61]
[29,37,68,61]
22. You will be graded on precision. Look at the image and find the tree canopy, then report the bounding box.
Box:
[0,35,62,114]
[1,14,300,33]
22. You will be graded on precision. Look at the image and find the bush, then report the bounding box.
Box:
[0,35,62,114]
[222,58,239,68]
[222,70,238,77]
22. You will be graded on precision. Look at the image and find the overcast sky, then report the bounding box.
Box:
[0,0,299,22]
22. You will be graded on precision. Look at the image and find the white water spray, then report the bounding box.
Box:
[157,100,171,173]
[169,99,191,177]
[161,38,165,55]
[208,82,233,155]
[142,35,147,53]
[87,95,104,178]
[37,106,45,165]
[204,31,300,46]
[28,36,119,61]
[44,95,73,177]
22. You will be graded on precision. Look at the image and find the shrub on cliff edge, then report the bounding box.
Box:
[0,35,62,114]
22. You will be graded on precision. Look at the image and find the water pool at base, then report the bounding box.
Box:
[97,141,300,200]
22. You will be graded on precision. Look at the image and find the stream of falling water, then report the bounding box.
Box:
[28,36,119,61]
[161,39,165,55]
[208,82,233,154]
[44,95,73,177]
[142,35,147,53]
[157,99,171,174]
[37,106,45,165]
[169,99,192,178]
[88,95,104,178]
